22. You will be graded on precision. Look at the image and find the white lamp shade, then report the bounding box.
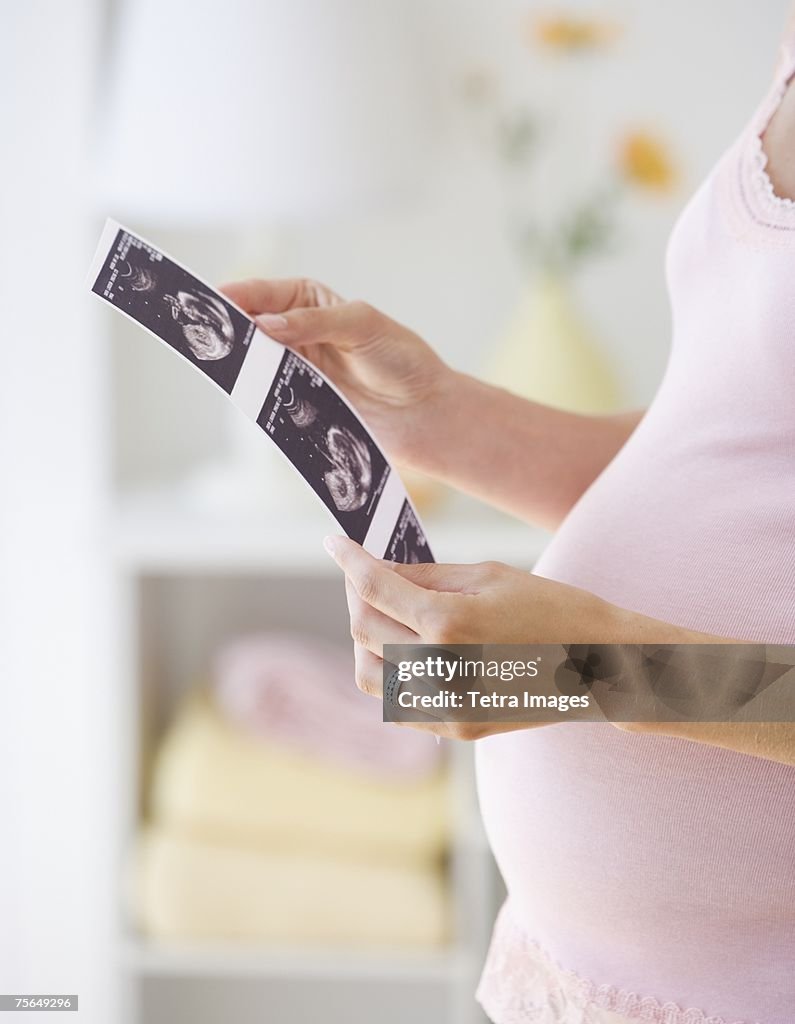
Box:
[98,0,435,224]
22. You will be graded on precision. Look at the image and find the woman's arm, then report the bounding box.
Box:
[603,608,795,765]
[323,536,795,766]
[418,371,642,530]
[619,720,795,765]
[221,278,640,531]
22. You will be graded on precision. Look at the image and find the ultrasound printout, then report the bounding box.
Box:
[257,350,390,544]
[88,219,434,563]
[90,227,254,393]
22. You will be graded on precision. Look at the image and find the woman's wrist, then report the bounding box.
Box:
[397,366,473,476]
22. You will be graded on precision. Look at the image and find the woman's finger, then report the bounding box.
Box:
[325,536,433,634]
[218,277,342,315]
[252,300,384,352]
[353,643,385,698]
[345,577,418,657]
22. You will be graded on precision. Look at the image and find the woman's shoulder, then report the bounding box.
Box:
[775,7,795,78]
[758,10,795,205]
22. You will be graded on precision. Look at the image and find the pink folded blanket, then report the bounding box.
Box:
[212,632,442,780]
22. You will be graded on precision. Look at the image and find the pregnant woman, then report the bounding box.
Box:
[223,23,795,1024]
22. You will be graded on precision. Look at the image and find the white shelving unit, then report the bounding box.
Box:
[104,290,550,1024]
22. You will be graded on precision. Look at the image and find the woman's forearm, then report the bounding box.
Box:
[622,719,795,765]
[223,280,640,528]
[603,604,795,765]
[327,535,795,761]
[413,370,642,530]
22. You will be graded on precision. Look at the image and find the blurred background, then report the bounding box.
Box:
[0,1,790,1022]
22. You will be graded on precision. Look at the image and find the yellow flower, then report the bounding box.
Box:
[529,13,619,51]
[618,131,677,193]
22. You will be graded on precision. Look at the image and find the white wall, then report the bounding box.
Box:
[0,3,113,1021]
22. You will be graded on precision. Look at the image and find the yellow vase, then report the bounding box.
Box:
[488,272,621,414]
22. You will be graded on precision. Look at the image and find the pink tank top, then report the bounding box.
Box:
[475,43,795,1024]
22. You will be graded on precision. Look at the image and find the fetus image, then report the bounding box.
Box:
[258,351,389,543]
[91,228,253,393]
[324,426,373,512]
[280,386,373,513]
[162,289,235,362]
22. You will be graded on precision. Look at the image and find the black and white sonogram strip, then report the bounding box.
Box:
[257,350,390,544]
[87,219,434,563]
[90,225,254,393]
[384,500,434,564]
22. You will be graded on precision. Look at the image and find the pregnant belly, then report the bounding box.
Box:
[477,371,795,1014]
[475,723,795,1016]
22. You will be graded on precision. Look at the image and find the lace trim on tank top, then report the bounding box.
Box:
[476,908,758,1024]
[741,40,795,225]
[747,75,795,214]
[747,136,795,212]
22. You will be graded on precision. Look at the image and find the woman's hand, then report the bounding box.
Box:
[323,534,618,740]
[220,277,452,469]
[323,538,795,766]
[221,276,642,530]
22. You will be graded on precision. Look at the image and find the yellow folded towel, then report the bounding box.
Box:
[149,692,451,864]
[134,828,450,946]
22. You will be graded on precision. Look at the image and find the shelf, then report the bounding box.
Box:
[122,935,470,982]
[108,490,550,573]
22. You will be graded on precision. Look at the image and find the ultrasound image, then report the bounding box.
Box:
[384,500,434,564]
[91,229,253,393]
[257,351,390,543]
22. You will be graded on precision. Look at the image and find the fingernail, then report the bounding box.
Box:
[256,313,288,331]
[323,535,338,558]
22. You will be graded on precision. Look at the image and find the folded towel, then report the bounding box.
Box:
[150,692,450,864]
[213,632,442,781]
[134,827,450,947]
